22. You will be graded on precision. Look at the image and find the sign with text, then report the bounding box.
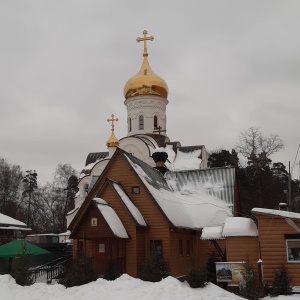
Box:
[216,262,244,282]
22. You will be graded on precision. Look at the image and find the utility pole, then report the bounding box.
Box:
[288,162,292,210]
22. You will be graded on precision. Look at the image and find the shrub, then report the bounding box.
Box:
[206,251,220,284]
[59,257,97,287]
[103,259,119,281]
[239,261,259,300]
[139,251,169,282]
[186,263,207,288]
[11,255,34,286]
[271,264,292,296]
[10,242,34,286]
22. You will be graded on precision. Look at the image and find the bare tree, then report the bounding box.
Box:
[236,126,284,159]
[0,158,23,217]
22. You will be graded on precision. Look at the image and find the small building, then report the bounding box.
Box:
[251,208,300,286]
[202,210,300,290]
[68,148,236,278]
[0,213,31,246]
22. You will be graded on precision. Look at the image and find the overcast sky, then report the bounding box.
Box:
[1,0,300,184]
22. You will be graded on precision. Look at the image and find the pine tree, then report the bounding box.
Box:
[271,264,292,296]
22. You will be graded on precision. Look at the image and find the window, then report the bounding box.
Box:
[186,240,190,256]
[151,240,162,256]
[139,115,144,130]
[154,116,158,130]
[132,186,140,194]
[91,217,98,227]
[128,117,132,132]
[286,240,300,262]
[179,240,183,256]
[78,241,84,257]
[99,243,105,253]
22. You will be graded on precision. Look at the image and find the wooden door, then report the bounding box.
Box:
[94,238,109,275]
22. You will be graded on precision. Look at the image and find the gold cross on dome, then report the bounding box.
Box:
[136,30,154,57]
[107,114,118,132]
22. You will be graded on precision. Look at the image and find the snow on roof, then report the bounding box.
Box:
[164,144,176,164]
[0,213,26,227]
[93,198,129,238]
[251,208,300,220]
[58,230,71,236]
[0,226,31,231]
[166,148,202,171]
[165,167,235,207]
[153,147,167,154]
[222,217,258,237]
[201,217,258,239]
[26,233,58,236]
[67,207,79,216]
[124,153,232,229]
[111,181,147,227]
[201,226,224,240]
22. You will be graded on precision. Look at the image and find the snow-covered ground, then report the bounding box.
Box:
[0,274,299,300]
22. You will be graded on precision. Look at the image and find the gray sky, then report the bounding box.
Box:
[1,0,300,184]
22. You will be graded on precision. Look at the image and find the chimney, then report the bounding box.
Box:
[152,149,168,175]
[278,203,288,211]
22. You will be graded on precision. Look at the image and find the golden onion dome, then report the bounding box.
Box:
[106,114,119,148]
[106,131,119,148]
[123,30,169,100]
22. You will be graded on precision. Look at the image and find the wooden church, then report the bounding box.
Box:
[67,30,238,278]
[69,148,236,277]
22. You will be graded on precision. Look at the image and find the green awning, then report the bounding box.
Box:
[0,240,51,258]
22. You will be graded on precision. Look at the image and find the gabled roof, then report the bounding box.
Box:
[93,198,129,239]
[109,180,147,227]
[252,208,300,220]
[86,152,109,166]
[122,150,232,229]
[0,213,28,228]
[80,152,109,178]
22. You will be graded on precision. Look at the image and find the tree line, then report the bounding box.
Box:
[0,159,78,234]
[208,127,300,216]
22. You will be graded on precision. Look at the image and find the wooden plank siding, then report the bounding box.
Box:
[99,184,138,276]
[226,237,259,263]
[255,215,300,285]
[136,227,146,276]
[72,150,238,278]
[100,153,171,272]
[72,151,172,276]
[169,229,194,277]
[71,205,114,239]
[197,239,226,266]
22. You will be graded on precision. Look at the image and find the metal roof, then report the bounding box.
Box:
[165,167,235,206]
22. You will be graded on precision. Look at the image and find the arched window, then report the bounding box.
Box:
[154,116,158,130]
[139,115,144,130]
[128,117,132,132]
[84,184,89,196]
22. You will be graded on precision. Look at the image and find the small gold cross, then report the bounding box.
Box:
[136,30,154,57]
[107,114,118,132]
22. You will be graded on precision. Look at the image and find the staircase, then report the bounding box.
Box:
[32,256,72,283]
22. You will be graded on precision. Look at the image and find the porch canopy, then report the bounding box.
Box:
[0,240,51,258]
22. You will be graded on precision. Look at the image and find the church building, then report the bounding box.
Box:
[67,30,238,278]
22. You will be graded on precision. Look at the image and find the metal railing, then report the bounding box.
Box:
[31,256,72,282]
